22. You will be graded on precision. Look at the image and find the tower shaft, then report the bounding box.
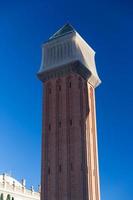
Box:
[41,71,100,200]
[38,24,101,200]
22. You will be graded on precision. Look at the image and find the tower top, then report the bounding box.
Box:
[49,23,75,40]
[38,24,101,87]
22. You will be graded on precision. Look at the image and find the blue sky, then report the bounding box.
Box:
[0,0,133,199]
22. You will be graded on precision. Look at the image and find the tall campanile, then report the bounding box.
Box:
[37,24,101,200]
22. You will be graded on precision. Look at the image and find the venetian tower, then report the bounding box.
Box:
[37,24,101,200]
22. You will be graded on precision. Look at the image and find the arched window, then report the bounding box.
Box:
[6,194,11,200]
[0,194,4,200]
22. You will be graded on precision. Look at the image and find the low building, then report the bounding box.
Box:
[0,174,40,200]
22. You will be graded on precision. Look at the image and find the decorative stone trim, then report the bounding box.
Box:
[38,61,91,82]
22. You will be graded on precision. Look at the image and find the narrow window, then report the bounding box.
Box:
[59,121,61,127]
[59,165,62,172]
[70,119,72,126]
[59,85,61,91]
[69,82,71,88]
[78,81,80,88]
[70,163,73,171]
[81,163,83,171]
[49,124,51,131]
[48,167,50,175]
[78,78,82,88]
[49,88,51,94]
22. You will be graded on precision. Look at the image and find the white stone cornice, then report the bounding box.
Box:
[39,30,101,88]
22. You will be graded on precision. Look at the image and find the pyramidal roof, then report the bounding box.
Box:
[49,23,75,40]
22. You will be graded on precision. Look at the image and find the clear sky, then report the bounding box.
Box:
[0,0,133,199]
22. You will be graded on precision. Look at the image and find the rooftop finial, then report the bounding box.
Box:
[21,179,26,187]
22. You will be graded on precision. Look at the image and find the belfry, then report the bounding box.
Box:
[38,24,101,200]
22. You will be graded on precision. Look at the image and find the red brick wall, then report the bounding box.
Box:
[41,72,100,200]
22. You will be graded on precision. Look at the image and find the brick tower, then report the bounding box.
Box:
[38,24,101,200]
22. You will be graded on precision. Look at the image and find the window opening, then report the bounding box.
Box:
[49,88,51,94]
[70,163,73,171]
[49,124,51,130]
[48,167,50,175]
[59,165,62,172]
[59,121,61,127]
[59,85,61,91]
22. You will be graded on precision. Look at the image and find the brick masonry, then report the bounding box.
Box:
[40,67,100,200]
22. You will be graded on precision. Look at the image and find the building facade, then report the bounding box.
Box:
[0,174,40,200]
[38,24,101,200]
